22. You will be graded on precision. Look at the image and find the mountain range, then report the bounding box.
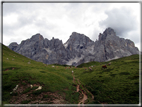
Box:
[8,27,139,66]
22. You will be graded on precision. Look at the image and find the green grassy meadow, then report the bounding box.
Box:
[76,55,140,104]
[2,44,140,104]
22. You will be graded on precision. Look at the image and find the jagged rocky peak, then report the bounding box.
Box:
[69,32,82,41]
[103,27,116,36]
[51,37,63,46]
[8,42,19,51]
[71,32,78,35]
[9,42,18,46]
[64,32,94,51]
[8,27,139,66]
[68,32,94,44]
[99,27,116,41]
[49,37,64,50]
[30,33,44,41]
[70,32,88,38]
[51,37,61,42]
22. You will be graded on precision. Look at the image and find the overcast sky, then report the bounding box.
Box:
[2,2,141,51]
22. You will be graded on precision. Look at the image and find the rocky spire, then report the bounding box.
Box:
[30,33,44,41]
[103,27,116,36]
[99,27,116,41]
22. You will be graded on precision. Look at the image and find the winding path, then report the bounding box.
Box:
[78,91,88,104]
[76,85,79,92]
[72,73,88,104]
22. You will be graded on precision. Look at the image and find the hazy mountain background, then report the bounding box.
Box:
[8,27,139,66]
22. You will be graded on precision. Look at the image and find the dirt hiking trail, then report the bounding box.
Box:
[72,72,88,104]
[78,91,88,104]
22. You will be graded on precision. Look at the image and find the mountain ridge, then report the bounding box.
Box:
[8,27,139,66]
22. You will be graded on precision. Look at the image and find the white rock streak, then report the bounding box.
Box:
[66,55,84,65]
[35,86,42,91]
[106,56,120,61]
[43,48,52,54]
[64,42,68,48]
[10,85,19,94]
[13,85,18,91]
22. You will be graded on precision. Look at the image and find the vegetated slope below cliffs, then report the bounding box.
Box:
[2,44,82,104]
[74,54,139,104]
[8,27,139,67]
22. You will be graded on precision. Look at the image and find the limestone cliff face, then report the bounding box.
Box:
[96,28,139,61]
[8,27,139,66]
[68,28,139,66]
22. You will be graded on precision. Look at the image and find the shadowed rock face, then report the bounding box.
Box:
[8,28,139,66]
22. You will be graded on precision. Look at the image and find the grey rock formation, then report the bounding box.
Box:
[70,27,139,66]
[65,32,94,51]
[96,27,139,61]
[8,27,139,66]
[64,32,95,65]
[46,37,69,65]
[15,33,45,60]
[8,42,19,51]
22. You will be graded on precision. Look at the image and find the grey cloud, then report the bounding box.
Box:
[3,3,48,14]
[3,14,36,36]
[91,27,103,42]
[3,3,35,15]
[125,30,140,44]
[3,26,15,36]
[64,3,81,10]
[3,3,37,35]
[99,7,138,37]
[64,3,84,22]
[91,3,110,13]
[3,3,68,34]
[3,3,19,16]
[3,4,48,36]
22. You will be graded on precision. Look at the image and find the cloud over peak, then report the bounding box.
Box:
[99,7,138,37]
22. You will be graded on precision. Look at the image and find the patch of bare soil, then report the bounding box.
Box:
[3,67,18,71]
[77,79,94,101]
[78,91,88,104]
[76,79,88,104]
[9,82,66,104]
[76,85,79,92]
[46,92,65,104]
[9,83,32,104]
[72,74,88,104]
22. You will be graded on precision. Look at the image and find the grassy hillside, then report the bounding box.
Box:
[75,54,140,104]
[2,44,79,104]
[2,44,139,104]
